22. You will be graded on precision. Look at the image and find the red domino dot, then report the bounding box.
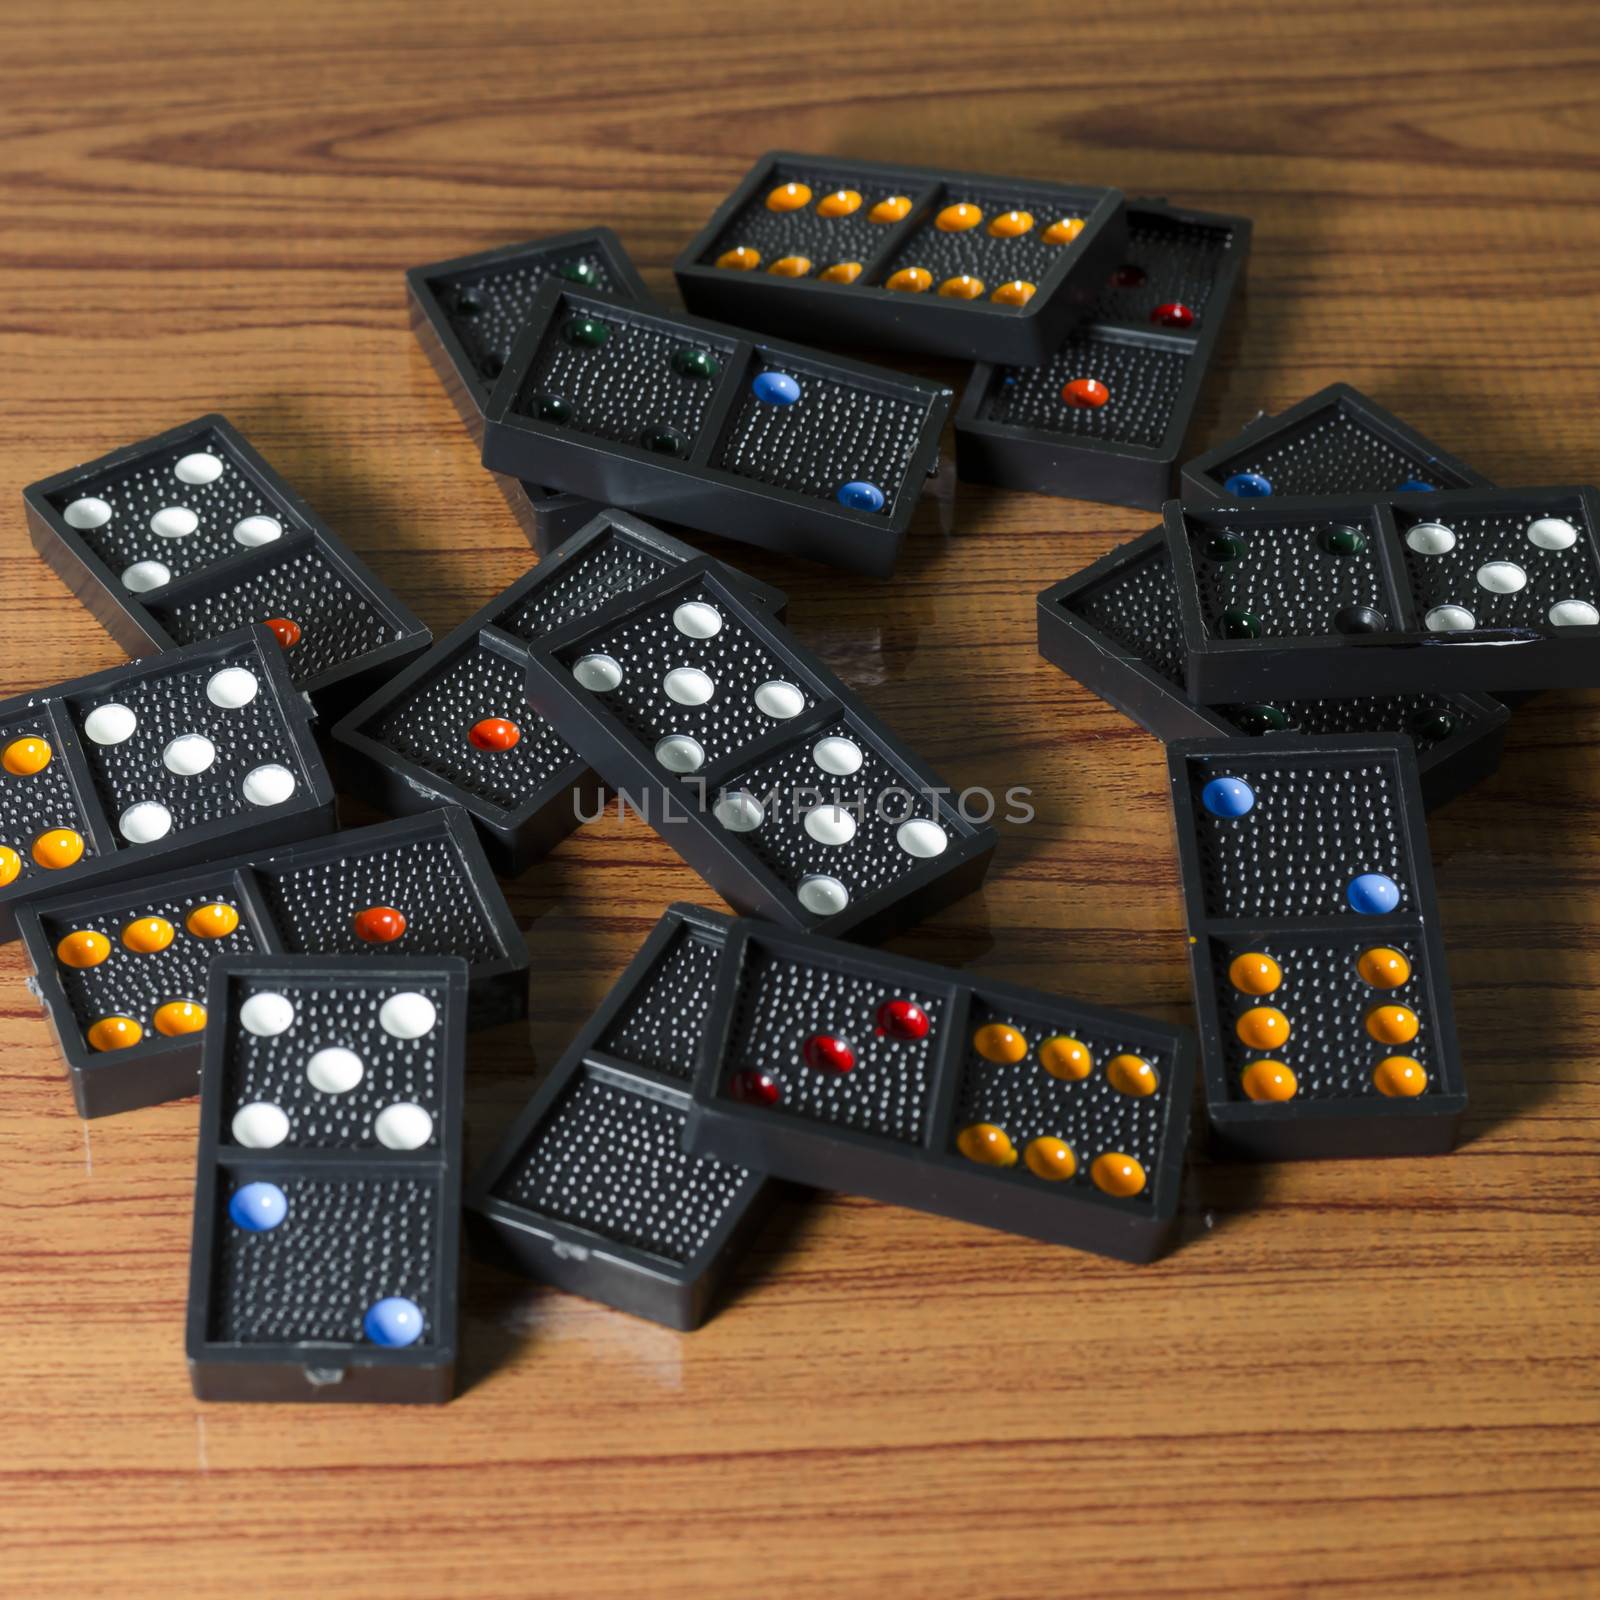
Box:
[353,904,407,944]
[1112,263,1146,287]
[1151,302,1195,329]
[876,998,930,1041]
[1061,378,1110,410]
[469,717,521,751]
[802,1033,856,1073]
[730,1070,781,1105]
[264,616,302,648]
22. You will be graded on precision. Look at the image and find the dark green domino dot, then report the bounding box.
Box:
[479,353,503,380]
[1205,532,1248,561]
[673,348,719,379]
[1334,604,1388,635]
[1221,608,1261,639]
[1322,524,1368,556]
[454,293,482,317]
[1234,704,1291,735]
[557,260,600,286]
[564,316,611,349]
[1410,709,1459,741]
[640,426,688,457]
[533,393,572,423]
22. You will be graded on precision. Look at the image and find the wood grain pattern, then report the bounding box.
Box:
[2,1,1599,1594]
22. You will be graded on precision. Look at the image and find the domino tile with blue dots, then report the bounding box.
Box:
[479,282,952,576]
[22,415,430,716]
[681,919,1196,1264]
[1164,485,1600,701]
[524,557,997,943]
[186,955,467,1403]
[1166,734,1466,1160]
[957,200,1253,510]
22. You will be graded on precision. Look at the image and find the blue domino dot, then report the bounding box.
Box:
[1347,873,1400,914]
[752,370,801,405]
[1224,471,1273,497]
[364,1296,425,1347]
[1395,477,1434,492]
[1201,776,1255,818]
[228,1181,288,1233]
[837,480,885,513]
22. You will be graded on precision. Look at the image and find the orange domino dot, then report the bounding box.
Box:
[990,280,1036,306]
[1043,217,1086,245]
[32,829,84,870]
[88,1015,143,1052]
[0,845,19,887]
[988,209,1035,237]
[716,246,761,272]
[3,736,52,776]
[938,274,985,300]
[1091,1152,1146,1197]
[819,261,863,284]
[816,188,862,217]
[354,904,407,944]
[1229,952,1282,996]
[153,1000,207,1037]
[1062,377,1110,410]
[1374,1056,1428,1098]
[885,267,932,294]
[1107,1054,1159,1097]
[1025,1137,1077,1181]
[957,1122,1017,1167]
[1240,1060,1298,1102]
[1039,1035,1092,1080]
[765,181,812,212]
[868,195,912,224]
[935,202,983,232]
[1366,1005,1420,1045]
[768,255,811,277]
[122,916,175,954]
[56,929,111,968]
[1357,946,1411,988]
[973,1022,1027,1064]
[265,616,302,648]
[469,718,521,752]
[186,902,240,938]
[1237,1006,1289,1050]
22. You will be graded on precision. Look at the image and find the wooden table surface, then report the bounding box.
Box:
[3,2,1598,1595]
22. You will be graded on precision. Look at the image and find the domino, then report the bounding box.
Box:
[23,416,431,717]
[1181,383,1491,502]
[332,510,786,875]
[479,283,953,575]
[186,955,466,1403]
[673,151,1127,365]
[0,626,334,945]
[523,556,997,940]
[466,904,775,1330]
[1164,486,1600,700]
[956,199,1252,509]
[1036,528,1510,809]
[1166,734,1465,1159]
[18,809,527,1118]
[684,920,1195,1263]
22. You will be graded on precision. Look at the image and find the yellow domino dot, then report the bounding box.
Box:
[1024,1137,1077,1181]
[1374,1056,1428,1098]
[1043,217,1086,244]
[765,181,812,212]
[973,1022,1027,1064]
[122,916,175,954]
[869,195,913,223]
[153,1000,207,1037]
[1091,1152,1147,1197]
[716,246,761,271]
[816,188,861,217]
[0,845,19,887]
[3,736,52,776]
[767,255,811,277]
[1240,1060,1298,1102]
[1229,952,1281,996]
[1358,946,1411,989]
[88,1015,143,1052]
[1107,1054,1159,1097]
[957,1122,1017,1167]
[56,929,111,969]
[1237,1006,1289,1050]
[1366,1005,1420,1045]
[819,261,863,284]
[885,267,932,294]
[988,209,1034,237]
[186,902,240,938]
[935,202,983,232]
[990,280,1036,307]
[32,829,84,870]
[938,274,985,299]
[1039,1035,1092,1080]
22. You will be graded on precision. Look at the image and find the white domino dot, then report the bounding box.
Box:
[83,703,137,745]
[378,992,437,1040]
[1527,517,1578,551]
[206,667,259,708]
[121,560,171,593]
[1405,522,1456,555]
[242,763,296,806]
[1477,561,1526,594]
[1550,599,1599,627]
[804,804,857,845]
[714,791,765,832]
[896,818,949,859]
[119,801,173,844]
[754,680,805,719]
[63,497,112,530]
[1425,605,1476,633]
[239,992,296,1037]
[231,1101,289,1148]
[150,506,198,539]
[797,875,850,916]
[163,734,216,776]
[813,736,863,776]
[672,600,723,639]
[233,515,282,547]
[306,1047,364,1094]
[663,666,715,705]
[174,452,224,485]
[374,1103,434,1151]
[572,653,623,692]
[655,734,705,773]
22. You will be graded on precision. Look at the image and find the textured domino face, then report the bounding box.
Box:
[1090,212,1238,326]
[0,703,98,895]
[596,920,724,1080]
